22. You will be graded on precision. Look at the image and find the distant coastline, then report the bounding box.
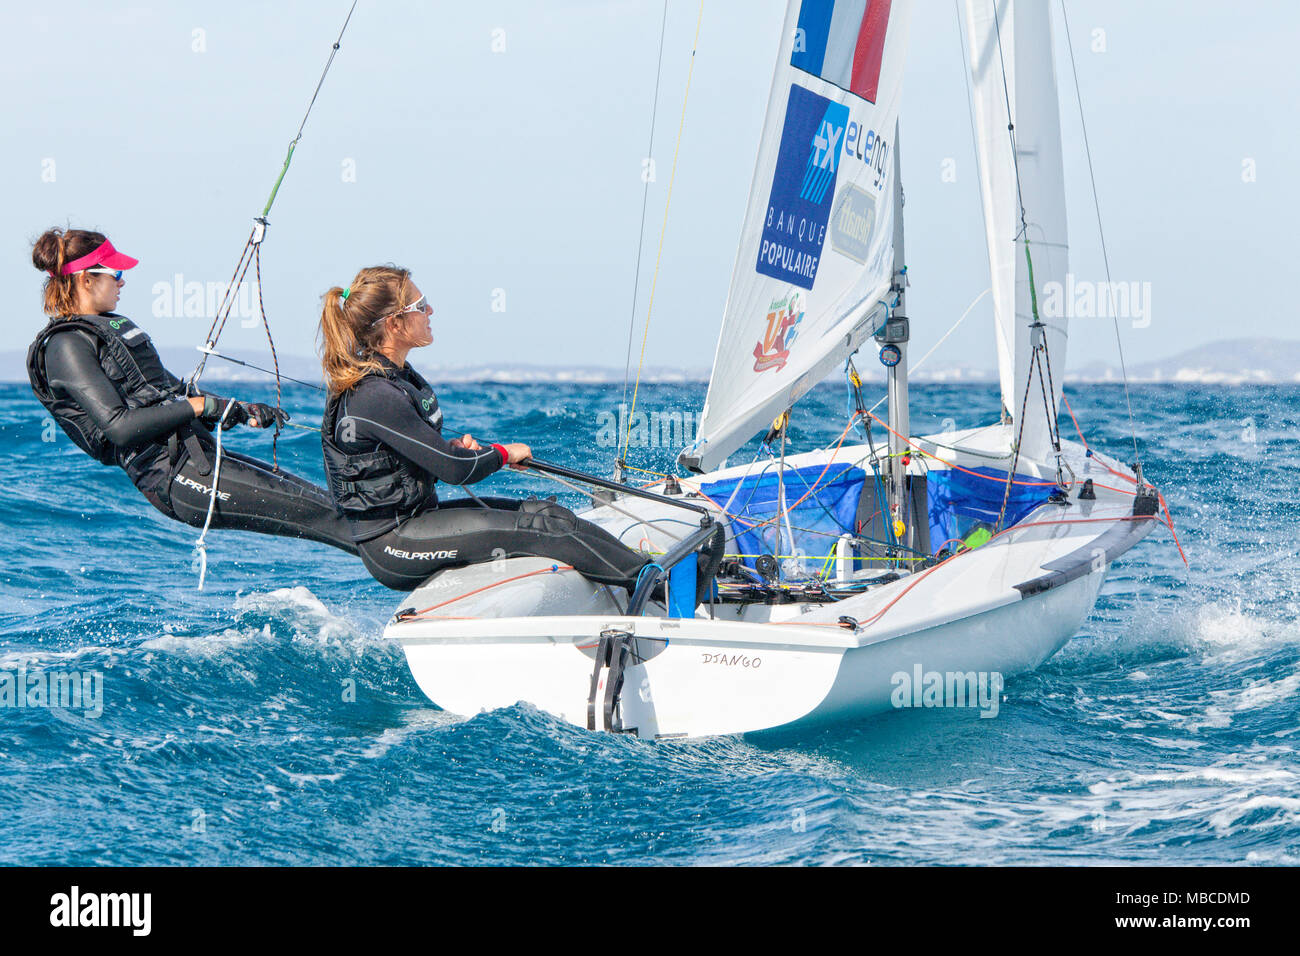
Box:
[4,337,1298,386]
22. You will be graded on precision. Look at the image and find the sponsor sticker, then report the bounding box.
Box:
[383,546,458,562]
[173,473,230,501]
[755,84,849,291]
[753,291,804,373]
[829,183,877,263]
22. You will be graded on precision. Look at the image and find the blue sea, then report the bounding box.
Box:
[1,378,1296,866]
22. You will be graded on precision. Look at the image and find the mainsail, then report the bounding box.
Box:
[682,0,913,473]
[963,0,1069,464]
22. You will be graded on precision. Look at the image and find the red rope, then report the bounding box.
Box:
[401,402,1186,630]
[1061,393,1187,567]
[400,564,577,620]
[865,409,1138,497]
[806,513,1160,632]
[399,513,1168,633]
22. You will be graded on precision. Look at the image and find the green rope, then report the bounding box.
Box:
[1023,235,1041,323]
[262,141,297,218]
[258,0,357,220]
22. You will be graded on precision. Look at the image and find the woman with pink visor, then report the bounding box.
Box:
[27,227,357,556]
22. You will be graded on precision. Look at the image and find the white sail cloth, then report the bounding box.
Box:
[682,0,913,473]
[963,0,1069,464]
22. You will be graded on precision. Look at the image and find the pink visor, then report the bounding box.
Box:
[58,239,139,276]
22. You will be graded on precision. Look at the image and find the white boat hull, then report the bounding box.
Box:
[384,430,1160,738]
[395,562,1108,738]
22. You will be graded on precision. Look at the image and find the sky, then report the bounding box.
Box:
[3,0,1296,378]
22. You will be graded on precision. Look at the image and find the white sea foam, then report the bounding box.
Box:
[134,588,386,664]
[1211,670,1300,713]
[234,586,361,642]
[1246,849,1300,864]
[0,644,126,670]
[1186,600,1299,661]
[360,709,463,762]
[1089,764,1299,794]
[1209,795,1300,833]
[139,624,267,658]
[1143,708,1188,722]
[1185,707,1234,732]
[1132,735,1203,751]
[1048,758,1300,841]
[274,765,345,786]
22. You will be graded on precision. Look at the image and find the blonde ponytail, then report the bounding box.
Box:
[318,266,413,395]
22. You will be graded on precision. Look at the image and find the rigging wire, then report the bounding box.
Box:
[987,0,1066,504]
[532,468,687,544]
[989,1,1029,236]
[620,0,671,470]
[1057,0,1143,473]
[261,0,360,218]
[953,0,984,209]
[995,345,1052,531]
[192,0,359,380]
[195,347,325,392]
[619,0,706,466]
[1061,393,1187,567]
[190,349,324,430]
[988,0,1049,348]
[908,286,991,379]
[863,286,992,419]
[186,0,360,468]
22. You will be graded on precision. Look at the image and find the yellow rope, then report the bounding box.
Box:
[620,0,705,463]
[622,463,671,479]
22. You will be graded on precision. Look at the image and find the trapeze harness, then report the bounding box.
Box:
[321,358,650,592]
[27,313,356,555]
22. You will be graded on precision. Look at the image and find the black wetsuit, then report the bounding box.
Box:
[28,314,356,555]
[322,357,649,591]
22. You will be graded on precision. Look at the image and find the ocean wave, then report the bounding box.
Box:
[2,382,1296,864]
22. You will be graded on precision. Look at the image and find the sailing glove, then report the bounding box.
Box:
[239,402,290,429]
[199,396,289,430]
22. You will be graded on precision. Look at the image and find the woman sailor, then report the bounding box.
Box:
[316,265,655,592]
[27,227,357,554]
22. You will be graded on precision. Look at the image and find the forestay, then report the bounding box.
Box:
[963,0,1069,464]
[681,0,913,473]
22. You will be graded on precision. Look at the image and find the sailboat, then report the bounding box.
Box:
[381,0,1166,739]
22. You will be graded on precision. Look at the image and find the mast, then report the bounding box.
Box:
[880,118,911,556]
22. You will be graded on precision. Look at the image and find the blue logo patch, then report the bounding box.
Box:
[756,85,849,291]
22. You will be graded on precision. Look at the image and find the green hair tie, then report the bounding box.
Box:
[340,287,351,302]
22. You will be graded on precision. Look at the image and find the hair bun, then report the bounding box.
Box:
[31,228,65,274]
